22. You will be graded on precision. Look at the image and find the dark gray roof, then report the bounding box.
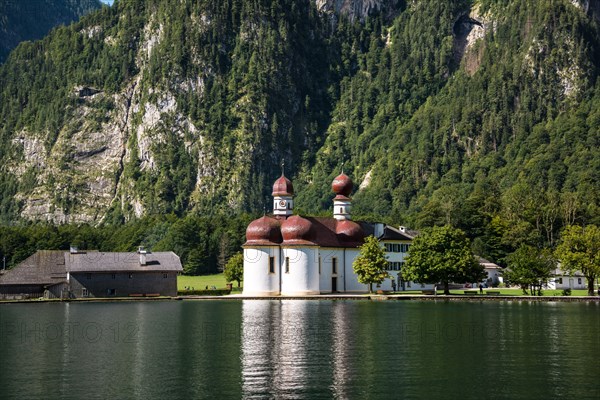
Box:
[358,223,416,241]
[66,251,182,272]
[379,226,415,241]
[0,250,67,285]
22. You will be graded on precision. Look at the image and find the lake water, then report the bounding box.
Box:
[0,300,598,399]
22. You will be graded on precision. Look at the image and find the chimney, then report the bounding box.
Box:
[138,246,147,266]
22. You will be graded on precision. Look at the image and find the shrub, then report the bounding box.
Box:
[177,289,231,296]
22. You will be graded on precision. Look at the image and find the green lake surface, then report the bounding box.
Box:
[0,300,598,399]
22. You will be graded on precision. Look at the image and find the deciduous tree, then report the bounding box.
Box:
[403,226,484,295]
[555,225,600,296]
[352,235,389,293]
[223,252,244,288]
[504,245,554,295]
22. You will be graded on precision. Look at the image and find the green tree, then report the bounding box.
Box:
[504,245,554,295]
[555,225,600,296]
[403,225,485,295]
[223,252,243,288]
[352,235,389,293]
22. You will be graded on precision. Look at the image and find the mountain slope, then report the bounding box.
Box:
[0,0,103,63]
[296,0,600,248]
[0,0,598,254]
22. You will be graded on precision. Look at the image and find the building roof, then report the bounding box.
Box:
[478,257,501,269]
[332,173,353,197]
[0,250,67,286]
[272,174,294,196]
[245,216,283,246]
[378,225,415,241]
[0,250,182,286]
[245,215,367,248]
[66,251,183,272]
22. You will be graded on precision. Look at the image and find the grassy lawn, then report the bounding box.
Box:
[178,276,595,297]
[446,288,592,296]
[178,274,237,291]
[389,288,594,296]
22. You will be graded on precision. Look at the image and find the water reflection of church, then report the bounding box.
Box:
[242,171,434,295]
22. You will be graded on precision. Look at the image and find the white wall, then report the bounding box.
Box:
[343,249,370,292]
[281,247,320,295]
[548,275,587,290]
[243,246,280,296]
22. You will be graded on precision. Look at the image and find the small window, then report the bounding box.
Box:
[332,257,337,274]
[82,288,89,297]
[129,274,133,279]
[558,278,563,284]
[163,273,168,279]
[86,273,92,280]
[269,257,275,274]
[285,257,290,273]
[578,278,582,285]
[111,273,116,279]
[107,289,116,296]
[319,257,321,274]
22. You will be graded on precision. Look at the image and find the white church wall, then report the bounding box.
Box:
[319,248,346,292]
[281,247,320,295]
[243,246,280,296]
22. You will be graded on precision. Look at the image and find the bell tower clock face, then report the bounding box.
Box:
[278,200,286,208]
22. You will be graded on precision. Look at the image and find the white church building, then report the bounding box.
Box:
[242,171,434,295]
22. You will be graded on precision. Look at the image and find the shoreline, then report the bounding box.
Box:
[1,294,599,304]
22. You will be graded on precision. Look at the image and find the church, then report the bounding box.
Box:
[242,170,434,295]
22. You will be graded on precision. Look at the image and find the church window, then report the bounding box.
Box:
[319,257,321,274]
[269,257,275,274]
[332,258,337,274]
[285,257,290,273]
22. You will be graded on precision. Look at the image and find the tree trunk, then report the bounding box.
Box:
[587,277,595,296]
[237,280,241,288]
[444,281,450,295]
[369,283,373,293]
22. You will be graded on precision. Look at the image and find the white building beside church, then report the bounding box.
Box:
[242,171,434,295]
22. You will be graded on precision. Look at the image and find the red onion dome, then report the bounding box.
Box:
[336,220,365,244]
[332,173,353,197]
[281,215,314,245]
[245,216,282,245]
[272,174,294,196]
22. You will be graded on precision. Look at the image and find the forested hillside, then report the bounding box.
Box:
[1,0,599,272]
[0,0,102,63]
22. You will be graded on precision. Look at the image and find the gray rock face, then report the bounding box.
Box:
[315,0,401,21]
